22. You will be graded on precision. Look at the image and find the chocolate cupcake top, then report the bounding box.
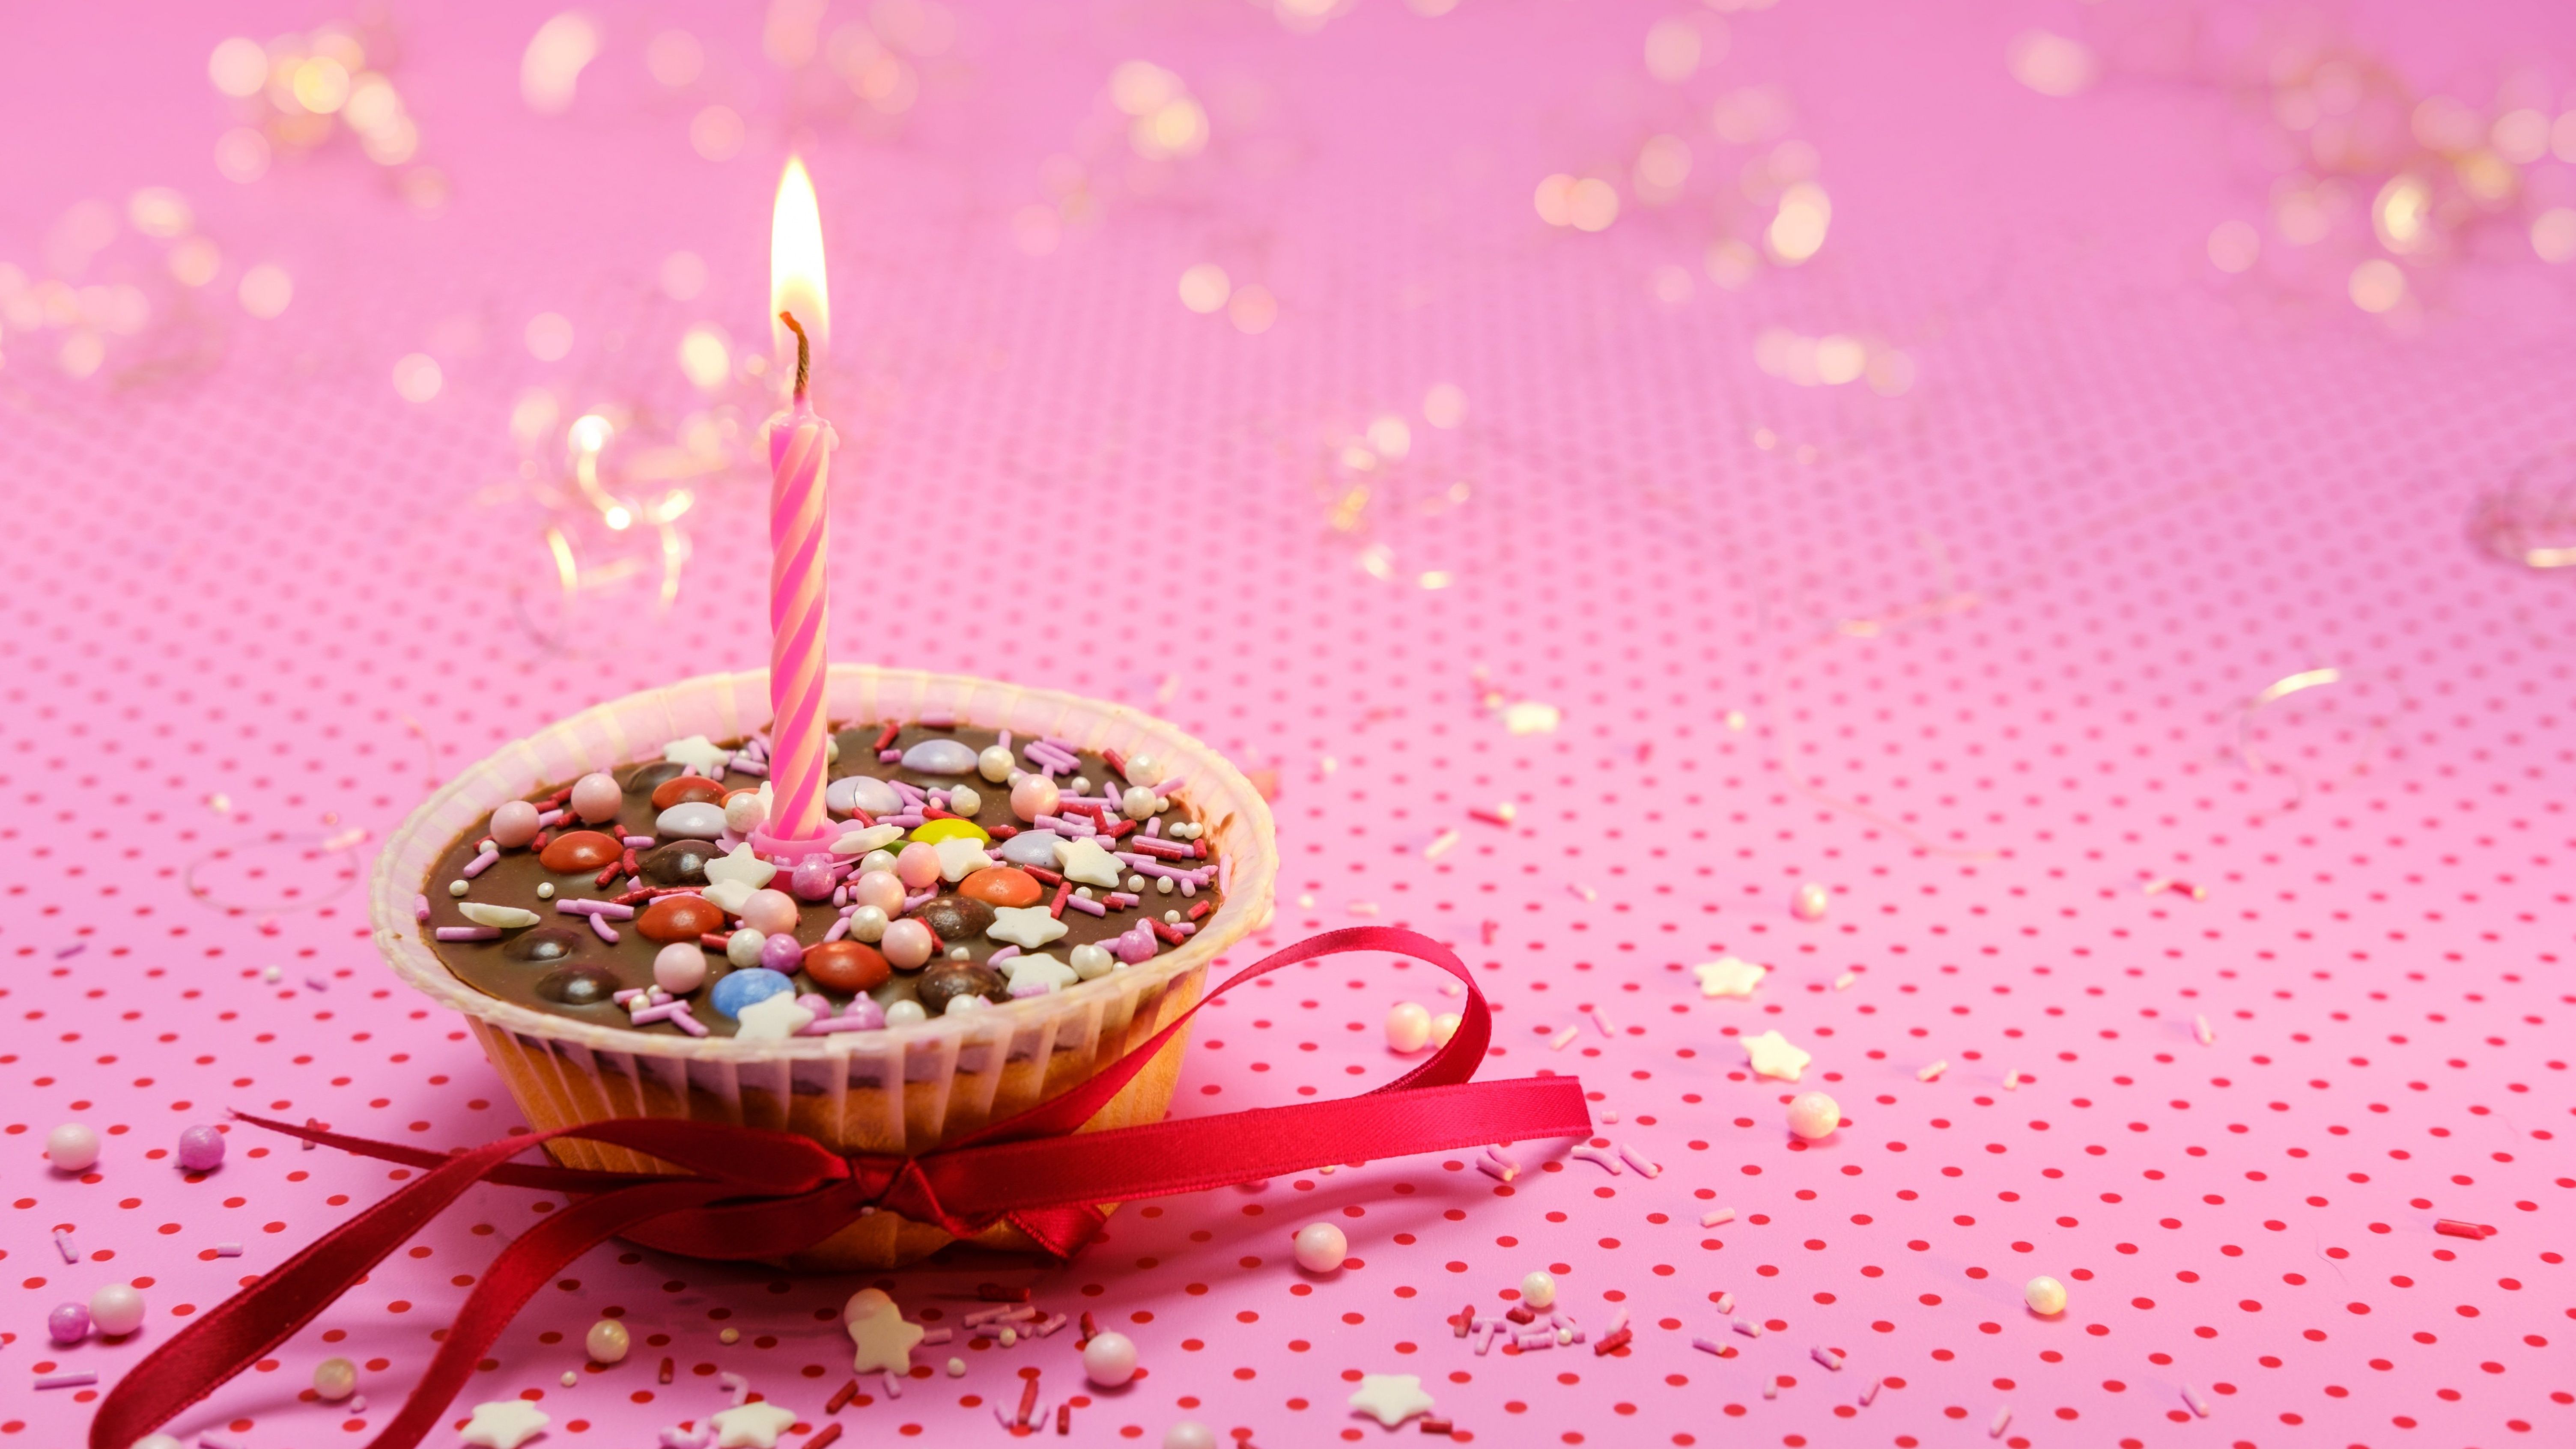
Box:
[414,722,1223,1041]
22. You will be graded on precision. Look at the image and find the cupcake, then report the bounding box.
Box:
[372,665,1276,1268]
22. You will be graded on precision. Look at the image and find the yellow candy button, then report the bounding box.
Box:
[909,817,990,845]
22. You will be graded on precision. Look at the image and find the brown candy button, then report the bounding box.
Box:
[638,894,726,943]
[803,940,890,994]
[958,867,1043,908]
[915,896,996,944]
[503,927,586,964]
[640,840,719,886]
[538,830,623,872]
[917,962,1005,1016]
[536,966,623,1005]
[651,775,729,810]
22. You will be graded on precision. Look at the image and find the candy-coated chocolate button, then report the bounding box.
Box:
[638,894,726,942]
[538,830,622,872]
[915,896,996,943]
[958,867,1043,908]
[652,775,729,810]
[803,940,890,994]
[910,817,991,845]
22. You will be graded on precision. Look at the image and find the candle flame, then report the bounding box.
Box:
[770,155,828,371]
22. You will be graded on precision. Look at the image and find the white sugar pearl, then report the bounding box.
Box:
[1786,1091,1841,1140]
[1070,944,1114,981]
[1123,786,1157,820]
[978,746,1014,782]
[1122,753,1162,788]
[313,1356,357,1400]
[1792,882,1830,921]
[2024,1275,2067,1316]
[132,1437,185,1449]
[46,1123,100,1172]
[1071,776,1091,796]
[726,929,766,968]
[1430,1012,1461,1047]
[948,945,972,961]
[847,905,889,943]
[1163,910,1180,923]
[1385,1002,1432,1054]
[447,880,468,897]
[1520,1270,1556,1310]
[946,1357,967,1377]
[945,995,987,1016]
[1294,1222,1348,1273]
[1154,796,1171,814]
[826,736,840,762]
[560,1371,578,1386]
[585,1318,631,1363]
[886,999,928,1027]
[1127,875,1147,892]
[948,785,981,816]
[724,792,767,833]
[1082,1330,1139,1386]
[1163,1424,1217,1449]
[860,849,897,875]
[89,1282,145,1336]
[536,882,556,900]
[1157,876,1175,894]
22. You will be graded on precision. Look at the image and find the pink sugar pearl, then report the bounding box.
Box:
[176,1124,225,1172]
[853,869,906,916]
[569,772,622,824]
[881,918,935,969]
[894,841,942,890]
[1009,774,1059,823]
[489,800,541,849]
[653,942,707,993]
[739,888,799,936]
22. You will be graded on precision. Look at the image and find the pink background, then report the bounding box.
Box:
[4,2,2573,1446]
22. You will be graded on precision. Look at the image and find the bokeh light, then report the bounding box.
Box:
[237,263,292,319]
[677,325,732,390]
[1178,263,1231,314]
[391,352,443,402]
[2347,258,2406,313]
[525,312,575,362]
[522,13,600,115]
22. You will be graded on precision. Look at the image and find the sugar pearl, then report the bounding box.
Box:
[654,942,707,993]
[1123,786,1157,821]
[1384,1002,1431,1054]
[719,1327,740,1345]
[948,785,981,816]
[882,918,935,969]
[490,799,542,848]
[886,999,929,1027]
[1786,1091,1841,1140]
[724,790,769,834]
[1122,753,1162,788]
[536,882,556,900]
[1070,775,1091,796]
[1070,943,1115,980]
[726,929,767,968]
[313,1356,358,1401]
[853,869,906,917]
[569,772,622,824]
[560,1371,578,1387]
[1293,1221,1348,1273]
[847,905,890,943]
[998,1325,1017,1345]
[1082,1330,1138,1386]
[133,1437,185,1449]
[586,1319,631,1363]
[2024,1276,2067,1316]
[895,841,943,890]
[1010,775,1060,822]
[859,849,897,876]
[978,745,1015,782]
[1430,1012,1462,1047]
[1792,882,1830,921]
[1520,1270,1556,1310]
[947,945,972,961]
[176,1124,227,1172]
[48,1300,89,1344]
[448,880,469,897]
[89,1282,146,1336]
[46,1122,100,1172]
[1163,1422,1217,1449]
[739,888,799,936]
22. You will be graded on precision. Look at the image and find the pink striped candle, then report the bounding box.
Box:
[762,312,837,848]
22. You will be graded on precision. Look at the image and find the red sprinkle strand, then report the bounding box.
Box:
[874,722,901,752]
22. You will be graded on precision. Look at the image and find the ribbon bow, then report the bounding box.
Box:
[92,926,1589,1449]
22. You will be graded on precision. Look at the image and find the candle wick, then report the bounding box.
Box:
[779,310,810,401]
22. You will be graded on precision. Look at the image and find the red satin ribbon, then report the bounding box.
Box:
[92,926,1588,1449]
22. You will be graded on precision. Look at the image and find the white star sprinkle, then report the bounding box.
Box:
[1001,953,1079,991]
[987,905,1070,950]
[1692,955,1768,999]
[663,736,731,776]
[460,1399,550,1449]
[934,836,997,882]
[1054,837,1123,889]
[1347,1373,1437,1427]
[832,824,903,857]
[704,844,778,891]
[844,1287,924,1376]
[732,991,815,1042]
[1742,1029,1812,1082]
[707,1401,797,1449]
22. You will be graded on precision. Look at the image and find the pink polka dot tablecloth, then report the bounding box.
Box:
[3,2,2571,1447]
